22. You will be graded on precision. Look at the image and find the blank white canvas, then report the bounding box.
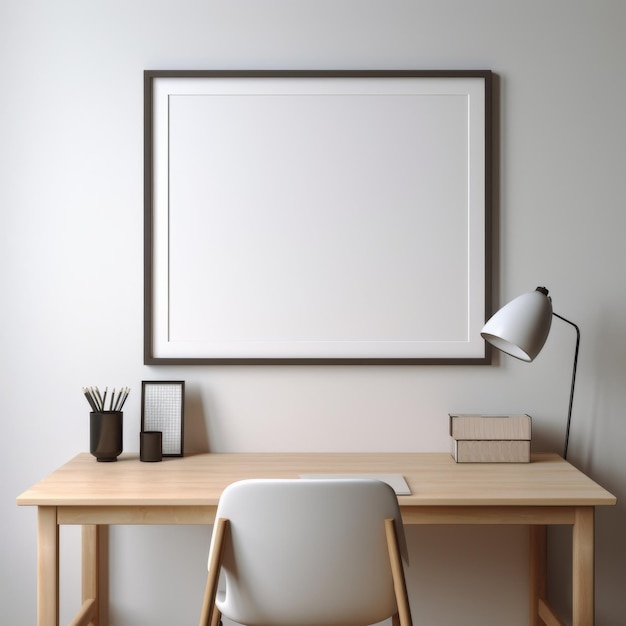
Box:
[150,75,486,360]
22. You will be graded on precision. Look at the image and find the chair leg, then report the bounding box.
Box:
[210,608,222,626]
[199,518,230,626]
[385,518,412,626]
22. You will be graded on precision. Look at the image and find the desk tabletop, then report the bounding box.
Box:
[17,452,616,508]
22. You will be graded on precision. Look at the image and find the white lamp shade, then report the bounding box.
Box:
[481,288,553,361]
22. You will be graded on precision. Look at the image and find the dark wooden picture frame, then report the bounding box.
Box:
[144,70,493,365]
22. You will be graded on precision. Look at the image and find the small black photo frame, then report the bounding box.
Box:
[141,381,185,456]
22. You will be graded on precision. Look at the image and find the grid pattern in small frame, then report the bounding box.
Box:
[141,381,184,456]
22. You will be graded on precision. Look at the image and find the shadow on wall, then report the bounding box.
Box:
[183,387,211,454]
[586,324,626,625]
[549,307,626,622]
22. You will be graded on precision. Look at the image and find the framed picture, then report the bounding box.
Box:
[144,70,492,364]
[141,381,185,456]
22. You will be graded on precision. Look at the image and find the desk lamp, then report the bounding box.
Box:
[480,286,580,459]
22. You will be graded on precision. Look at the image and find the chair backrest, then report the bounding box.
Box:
[208,478,407,626]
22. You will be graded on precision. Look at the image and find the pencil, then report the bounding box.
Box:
[83,388,97,412]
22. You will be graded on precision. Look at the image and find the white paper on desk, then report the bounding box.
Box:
[299,473,411,496]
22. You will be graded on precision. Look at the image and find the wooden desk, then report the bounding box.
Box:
[17,452,616,626]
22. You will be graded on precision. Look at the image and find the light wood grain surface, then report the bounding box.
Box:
[17,452,616,508]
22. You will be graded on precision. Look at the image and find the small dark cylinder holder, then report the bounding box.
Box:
[140,431,163,462]
[90,411,123,462]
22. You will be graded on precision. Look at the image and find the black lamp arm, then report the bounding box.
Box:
[552,312,580,459]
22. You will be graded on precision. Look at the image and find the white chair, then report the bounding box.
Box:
[199,478,412,626]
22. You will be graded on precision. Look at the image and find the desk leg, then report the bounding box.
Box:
[529,525,547,626]
[572,507,594,626]
[82,525,109,626]
[38,506,59,626]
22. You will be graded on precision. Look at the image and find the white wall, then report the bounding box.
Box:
[2,1,625,624]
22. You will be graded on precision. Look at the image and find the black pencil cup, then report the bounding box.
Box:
[140,431,163,462]
[90,411,123,462]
